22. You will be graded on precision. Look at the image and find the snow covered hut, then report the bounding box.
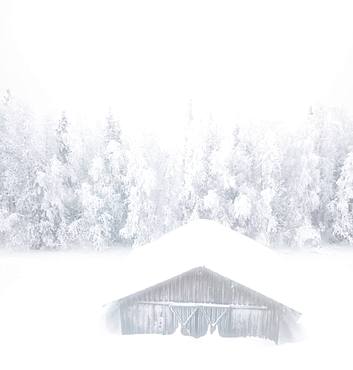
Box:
[110,266,301,343]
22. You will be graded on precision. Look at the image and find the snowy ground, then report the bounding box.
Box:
[1,220,353,370]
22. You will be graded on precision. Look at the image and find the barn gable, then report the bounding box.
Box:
[118,267,297,313]
[111,266,301,343]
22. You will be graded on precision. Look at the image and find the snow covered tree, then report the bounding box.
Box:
[278,124,321,247]
[332,151,353,244]
[0,91,40,248]
[25,169,61,249]
[56,113,71,165]
[38,112,81,248]
[177,102,198,223]
[193,117,227,223]
[102,114,129,244]
[120,145,157,245]
[121,134,181,245]
[104,111,121,145]
[78,112,129,248]
[254,129,282,245]
[78,159,111,249]
[311,107,353,241]
[225,127,258,237]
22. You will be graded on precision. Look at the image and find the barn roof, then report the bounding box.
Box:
[113,220,303,312]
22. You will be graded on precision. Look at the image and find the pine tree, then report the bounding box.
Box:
[120,136,179,245]
[332,151,353,244]
[178,101,198,223]
[278,125,320,247]
[26,169,61,249]
[45,112,80,248]
[255,129,282,245]
[56,113,71,166]
[0,91,39,248]
[79,112,129,248]
[120,146,156,245]
[194,117,226,222]
[104,111,121,145]
[225,127,257,236]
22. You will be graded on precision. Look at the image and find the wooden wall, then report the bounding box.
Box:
[116,267,299,342]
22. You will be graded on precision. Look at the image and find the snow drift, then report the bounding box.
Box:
[1,220,353,369]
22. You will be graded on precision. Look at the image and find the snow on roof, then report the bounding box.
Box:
[116,219,300,311]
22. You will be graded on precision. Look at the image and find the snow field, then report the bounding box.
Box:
[0,221,353,369]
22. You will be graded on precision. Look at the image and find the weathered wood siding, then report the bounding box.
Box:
[116,267,299,342]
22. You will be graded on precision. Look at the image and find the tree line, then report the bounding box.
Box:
[1,91,353,249]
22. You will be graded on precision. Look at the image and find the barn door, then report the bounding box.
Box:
[169,305,209,337]
[169,305,198,336]
[200,306,229,334]
[169,305,228,337]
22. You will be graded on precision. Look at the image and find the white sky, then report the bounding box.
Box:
[1,0,353,137]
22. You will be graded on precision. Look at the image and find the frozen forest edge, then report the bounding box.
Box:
[1,90,353,250]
